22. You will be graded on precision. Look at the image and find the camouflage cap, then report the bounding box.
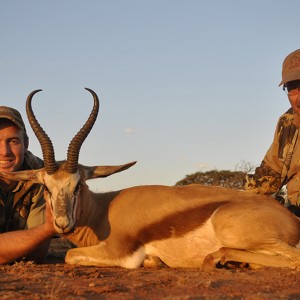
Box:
[279,49,300,86]
[0,106,26,131]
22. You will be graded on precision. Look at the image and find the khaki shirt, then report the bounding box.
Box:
[0,182,45,231]
[0,151,44,232]
[245,108,300,205]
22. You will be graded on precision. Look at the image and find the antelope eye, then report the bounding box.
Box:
[74,183,81,194]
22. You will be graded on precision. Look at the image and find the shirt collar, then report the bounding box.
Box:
[12,181,24,193]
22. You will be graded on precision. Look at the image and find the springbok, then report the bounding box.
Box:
[1,89,300,269]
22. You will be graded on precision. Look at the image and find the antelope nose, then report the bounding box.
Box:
[55,216,70,231]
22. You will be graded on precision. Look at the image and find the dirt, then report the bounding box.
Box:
[0,238,300,299]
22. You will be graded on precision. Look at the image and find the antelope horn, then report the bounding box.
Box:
[66,88,99,174]
[26,90,58,175]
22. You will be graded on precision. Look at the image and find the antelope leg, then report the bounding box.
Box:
[202,246,300,270]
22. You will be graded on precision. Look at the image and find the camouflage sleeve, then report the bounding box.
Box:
[245,110,298,196]
[245,161,282,195]
[245,116,285,195]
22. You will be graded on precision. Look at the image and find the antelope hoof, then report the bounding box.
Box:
[201,254,219,270]
[142,256,167,268]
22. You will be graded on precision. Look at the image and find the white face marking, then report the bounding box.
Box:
[44,171,81,233]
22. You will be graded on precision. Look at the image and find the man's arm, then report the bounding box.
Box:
[245,161,282,195]
[0,201,55,265]
[245,114,288,195]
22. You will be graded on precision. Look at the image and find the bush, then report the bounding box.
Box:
[175,170,246,190]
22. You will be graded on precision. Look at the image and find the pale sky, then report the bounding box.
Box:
[0,0,299,191]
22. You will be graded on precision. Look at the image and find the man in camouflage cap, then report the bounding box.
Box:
[245,49,300,215]
[0,106,55,264]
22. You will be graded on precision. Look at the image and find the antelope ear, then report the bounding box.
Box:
[82,161,137,180]
[0,168,46,184]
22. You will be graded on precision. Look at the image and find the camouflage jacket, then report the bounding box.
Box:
[245,108,300,205]
[0,151,45,233]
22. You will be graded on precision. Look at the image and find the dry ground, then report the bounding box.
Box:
[1,238,300,300]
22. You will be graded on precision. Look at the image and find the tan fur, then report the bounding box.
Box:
[2,163,300,269]
[7,88,300,269]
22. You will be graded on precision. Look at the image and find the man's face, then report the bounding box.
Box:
[286,80,300,116]
[0,119,27,173]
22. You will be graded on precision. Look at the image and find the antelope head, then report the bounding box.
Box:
[0,88,136,233]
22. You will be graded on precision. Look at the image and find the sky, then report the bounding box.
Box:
[0,0,299,192]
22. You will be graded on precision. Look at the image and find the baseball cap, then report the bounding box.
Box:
[0,106,26,131]
[279,49,300,86]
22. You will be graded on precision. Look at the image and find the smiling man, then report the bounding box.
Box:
[245,49,300,214]
[0,106,55,264]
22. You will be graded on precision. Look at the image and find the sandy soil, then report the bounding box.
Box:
[0,238,300,300]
